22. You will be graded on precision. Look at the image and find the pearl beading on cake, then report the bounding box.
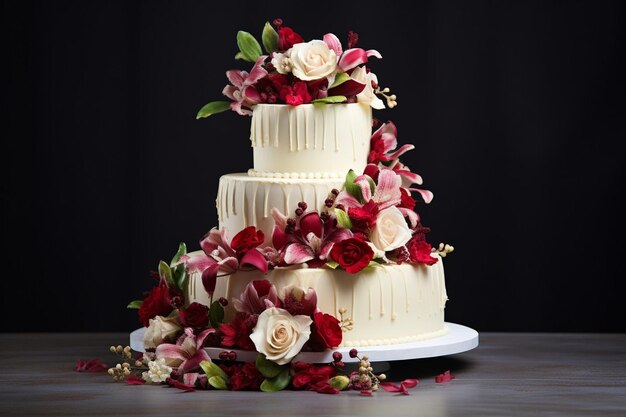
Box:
[247,169,345,179]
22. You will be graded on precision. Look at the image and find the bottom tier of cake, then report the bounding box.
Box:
[185,252,448,347]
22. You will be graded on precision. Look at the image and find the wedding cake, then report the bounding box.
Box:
[124,20,455,393]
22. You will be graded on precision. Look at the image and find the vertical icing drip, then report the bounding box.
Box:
[388,268,397,320]
[273,106,280,147]
[368,288,373,319]
[280,184,290,214]
[240,181,247,228]
[378,269,385,317]
[296,106,305,151]
[289,109,296,151]
[263,184,270,218]
[298,184,305,204]
[262,106,270,146]
[334,108,340,152]
[251,182,259,226]
[332,277,338,317]
[216,178,223,222]
[231,178,237,216]
[401,267,410,313]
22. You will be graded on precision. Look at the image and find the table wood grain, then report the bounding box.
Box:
[0,333,624,417]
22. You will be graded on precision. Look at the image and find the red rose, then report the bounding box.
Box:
[231,226,264,253]
[406,237,438,265]
[179,302,209,329]
[138,283,173,327]
[310,312,342,349]
[278,27,303,51]
[330,238,374,274]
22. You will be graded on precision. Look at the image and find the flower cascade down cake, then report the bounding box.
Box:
[123,20,455,394]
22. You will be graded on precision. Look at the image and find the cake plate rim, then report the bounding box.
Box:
[130,322,478,364]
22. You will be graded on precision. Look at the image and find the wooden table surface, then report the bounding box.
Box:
[0,332,624,417]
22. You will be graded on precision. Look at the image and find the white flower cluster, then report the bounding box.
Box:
[142,357,172,383]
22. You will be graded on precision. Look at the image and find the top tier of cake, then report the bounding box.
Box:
[249,103,372,179]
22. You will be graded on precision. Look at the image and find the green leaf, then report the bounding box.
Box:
[344,169,363,203]
[261,22,278,53]
[236,30,263,62]
[335,208,352,229]
[208,375,228,390]
[325,261,340,269]
[328,375,350,390]
[234,51,245,60]
[196,101,231,119]
[200,360,229,381]
[311,95,347,104]
[330,72,350,88]
[126,300,143,309]
[173,265,187,290]
[260,368,291,392]
[255,354,284,379]
[158,261,175,288]
[170,242,187,265]
[365,175,376,196]
[209,301,224,328]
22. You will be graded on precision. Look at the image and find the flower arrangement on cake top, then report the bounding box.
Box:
[197,19,397,118]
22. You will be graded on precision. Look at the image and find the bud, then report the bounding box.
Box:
[328,375,350,391]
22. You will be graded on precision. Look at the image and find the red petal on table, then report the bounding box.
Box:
[74,358,108,372]
[380,379,419,395]
[435,370,456,383]
[166,378,196,392]
[125,375,146,385]
[360,390,372,396]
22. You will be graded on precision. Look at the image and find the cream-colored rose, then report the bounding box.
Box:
[289,40,338,81]
[271,52,292,74]
[249,307,312,365]
[352,66,385,109]
[370,206,412,251]
[143,315,182,350]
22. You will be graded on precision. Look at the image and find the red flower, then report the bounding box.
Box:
[179,302,209,329]
[138,282,173,327]
[219,313,257,351]
[309,312,342,349]
[399,188,416,210]
[280,81,312,106]
[278,27,303,51]
[231,226,264,253]
[292,363,337,393]
[330,238,374,274]
[348,200,379,234]
[222,362,264,391]
[406,237,438,265]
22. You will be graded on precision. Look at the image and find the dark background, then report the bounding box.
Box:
[2,1,625,332]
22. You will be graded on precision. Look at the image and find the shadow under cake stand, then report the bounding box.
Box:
[130,322,478,364]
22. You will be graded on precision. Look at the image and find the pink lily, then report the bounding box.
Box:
[274,210,353,267]
[233,279,281,315]
[282,286,318,317]
[222,55,268,116]
[155,328,214,374]
[181,228,239,296]
[365,162,434,206]
[338,48,382,72]
[368,122,416,167]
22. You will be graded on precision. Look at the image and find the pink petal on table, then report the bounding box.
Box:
[240,249,269,273]
[125,375,146,385]
[74,358,108,372]
[167,378,196,392]
[323,33,343,56]
[435,370,456,383]
[380,378,419,395]
[284,243,315,264]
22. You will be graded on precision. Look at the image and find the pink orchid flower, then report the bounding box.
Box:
[232,279,281,315]
[181,228,239,296]
[338,48,382,72]
[282,286,318,317]
[155,328,214,374]
[222,55,268,116]
[272,210,353,267]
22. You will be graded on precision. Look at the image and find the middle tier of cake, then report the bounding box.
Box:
[216,173,344,244]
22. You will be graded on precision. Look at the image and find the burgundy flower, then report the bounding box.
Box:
[282,286,318,317]
[406,237,438,265]
[138,282,173,327]
[292,363,337,393]
[232,280,281,315]
[399,188,416,210]
[179,302,209,329]
[219,312,257,351]
[348,200,379,234]
[222,362,264,391]
[330,238,374,274]
[309,312,342,349]
[231,226,264,253]
[280,81,312,106]
[278,27,304,51]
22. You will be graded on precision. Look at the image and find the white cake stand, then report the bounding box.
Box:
[130,322,478,364]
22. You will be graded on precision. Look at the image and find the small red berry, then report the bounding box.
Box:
[335,361,345,369]
[324,198,334,207]
[349,348,359,358]
[295,208,303,216]
[331,188,339,196]
[219,297,228,307]
[336,204,345,211]
[298,201,308,210]
[287,218,296,226]
[332,351,343,362]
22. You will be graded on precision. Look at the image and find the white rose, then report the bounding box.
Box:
[143,315,182,350]
[370,206,412,251]
[271,52,292,74]
[289,40,338,81]
[352,66,385,109]
[249,307,312,365]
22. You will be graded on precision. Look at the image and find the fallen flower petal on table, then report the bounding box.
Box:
[74,358,108,372]
[435,370,456,383]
